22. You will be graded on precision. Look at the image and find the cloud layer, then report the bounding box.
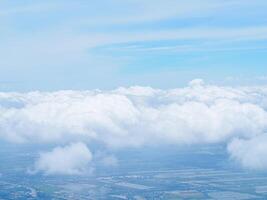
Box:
[1,80,267,171]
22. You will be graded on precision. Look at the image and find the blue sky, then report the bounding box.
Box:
[0,0,267,91]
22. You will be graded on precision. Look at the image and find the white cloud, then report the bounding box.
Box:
[1,80,267,170]
[228,135,267,170]
[0,80,267,146]
[188,79,205,87]
[32,142,92,175]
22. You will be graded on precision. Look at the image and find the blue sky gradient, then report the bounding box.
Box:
[1,0,267,91]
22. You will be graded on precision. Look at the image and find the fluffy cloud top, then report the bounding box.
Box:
[32,142,92,175]
[1,80,267,171]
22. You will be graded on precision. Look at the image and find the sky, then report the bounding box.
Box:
[1,0,267,91]
[1,1,267,175]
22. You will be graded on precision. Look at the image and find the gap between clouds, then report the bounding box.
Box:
[1,79,267,173]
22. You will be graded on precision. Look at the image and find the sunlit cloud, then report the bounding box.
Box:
[1,80,267,171]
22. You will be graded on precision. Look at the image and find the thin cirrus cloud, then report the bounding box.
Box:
[1,80,267,172]
[1,0,267,61]
[0,0,262,21]
[0,0,267,91]
[1,26,267,71]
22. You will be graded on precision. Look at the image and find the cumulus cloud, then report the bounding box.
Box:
[228,135,267,170]
[32,142,92,175]
[1,80,267,170]
[1,80,267,145]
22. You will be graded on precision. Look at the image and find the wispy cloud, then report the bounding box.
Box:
[1,25,267,68]
[0,3,61,16]
[0,0,267,89]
